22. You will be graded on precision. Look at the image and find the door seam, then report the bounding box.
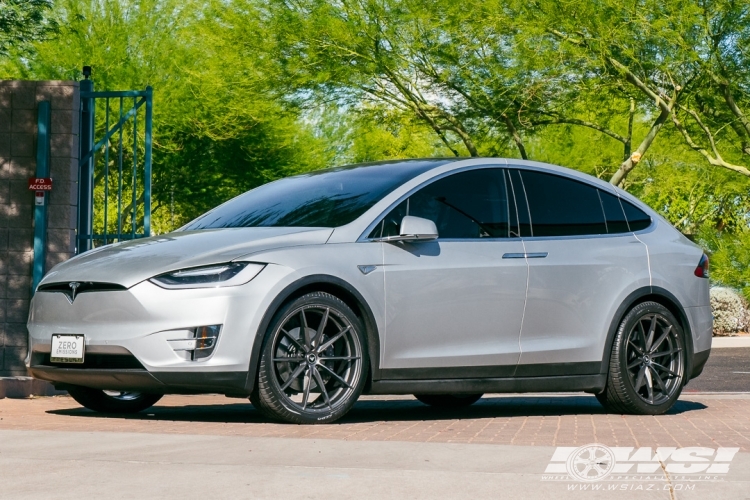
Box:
[512,239,530,377]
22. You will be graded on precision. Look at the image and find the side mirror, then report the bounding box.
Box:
[378,216,438,242]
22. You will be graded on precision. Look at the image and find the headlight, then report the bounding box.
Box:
[149,262,265,289]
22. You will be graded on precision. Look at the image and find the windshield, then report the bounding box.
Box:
[182,159,455,230]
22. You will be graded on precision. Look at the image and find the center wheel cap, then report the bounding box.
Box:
[307,353,317,364]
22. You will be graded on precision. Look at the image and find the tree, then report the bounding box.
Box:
[0,0,57,57]
[0,0,331,230]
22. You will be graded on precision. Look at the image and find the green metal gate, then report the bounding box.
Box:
[78,69,153,253]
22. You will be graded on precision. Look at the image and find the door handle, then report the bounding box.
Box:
[525,252,548,258]
[502,252,548,259]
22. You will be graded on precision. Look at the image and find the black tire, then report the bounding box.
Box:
[414,394,483,408]
[598,301,686,415]
[67,386,162,414]
[252,292,369,424]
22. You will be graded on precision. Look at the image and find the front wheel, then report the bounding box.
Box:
[414,394,483,408]
[252,292,369,424]
[67,386,163,414]
[598,301,686,415]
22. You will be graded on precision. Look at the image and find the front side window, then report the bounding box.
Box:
[519,170,607,237]
[370,168,510,239]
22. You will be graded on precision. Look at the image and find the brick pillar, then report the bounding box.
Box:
[0,80,79,378]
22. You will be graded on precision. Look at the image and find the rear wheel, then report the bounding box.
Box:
[414,394,483,408]
[252,292,369,424]
[67,386,162,414]
[598,301,686,415]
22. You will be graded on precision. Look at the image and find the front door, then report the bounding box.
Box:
[377,168,528,377]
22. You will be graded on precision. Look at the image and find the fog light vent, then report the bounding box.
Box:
[193,325,220,360]
[168,325,221,361]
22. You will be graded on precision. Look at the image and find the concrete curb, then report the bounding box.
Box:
[0,377,67,399]
[711,336,750,348]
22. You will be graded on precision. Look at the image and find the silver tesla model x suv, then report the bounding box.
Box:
[27,158,712,423]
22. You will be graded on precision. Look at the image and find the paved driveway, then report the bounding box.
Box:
[1,347,748,498]
[1,393,750,499]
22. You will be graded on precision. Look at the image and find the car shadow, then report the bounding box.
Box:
[46,395,708,424]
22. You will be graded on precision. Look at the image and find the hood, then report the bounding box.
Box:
[41,227,333,288]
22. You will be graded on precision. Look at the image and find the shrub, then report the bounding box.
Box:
[710,287,749,336]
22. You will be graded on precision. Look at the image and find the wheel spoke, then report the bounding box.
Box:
[634,365,647,391]
[628,339,644,355]
[311,366,332,410]
[646,315,657,351]
[281,328,306,353]
[279,363,306,391]
[317,326,351,352]
[301,367,312,409]
[649,325,672,354]
[316,307,330,347]
[273,357,304,363]
[628,358,643,369]
[637,321,648,351]
[318,362,354,389]
[652,347,682,358]
[318,356,361,362]
[300,310,312,349]
[649,366,669,395]
[645,368,654,403]
[651,362,679,378]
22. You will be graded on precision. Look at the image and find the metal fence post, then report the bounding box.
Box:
[31,101,51,295]
[77,69,95,253]
[143,86,153,237]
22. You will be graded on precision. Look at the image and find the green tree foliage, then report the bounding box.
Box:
[0,0,57,56]
[0,0,331,230]
[2,0,750,296]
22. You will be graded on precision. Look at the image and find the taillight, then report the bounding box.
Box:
[694,254,709,278]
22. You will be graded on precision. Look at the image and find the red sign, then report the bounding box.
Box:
[28,177,53,191]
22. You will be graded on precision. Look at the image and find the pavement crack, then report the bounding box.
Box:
[659,460,676,500]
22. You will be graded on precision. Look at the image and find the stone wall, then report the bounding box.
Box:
[0,80,79,377]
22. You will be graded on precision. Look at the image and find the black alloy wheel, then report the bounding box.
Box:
[253,292,368,424]
[597,301,686,415]
[67,386,163,413]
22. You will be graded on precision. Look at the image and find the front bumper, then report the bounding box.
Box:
[27,264,294,395]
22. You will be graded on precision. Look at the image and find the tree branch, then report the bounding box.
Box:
[502,114,528,159]
[670,109,750,177]
[609,106,672,186]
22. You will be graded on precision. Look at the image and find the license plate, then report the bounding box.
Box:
[50,334,85,363]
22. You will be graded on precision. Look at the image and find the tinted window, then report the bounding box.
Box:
[621,199,652,231]
[598,190,630,234]
[370,168,510,239]
[519,170,607,236]
[182,160,454,230]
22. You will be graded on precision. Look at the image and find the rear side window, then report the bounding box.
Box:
[518,170,607,236]
[621,199,652,231]
[598,190,630,233]
[369,168,510,239]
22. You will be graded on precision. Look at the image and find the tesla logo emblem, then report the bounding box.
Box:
[67,282,81,303]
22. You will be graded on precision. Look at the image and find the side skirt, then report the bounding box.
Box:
[366,374,606,395]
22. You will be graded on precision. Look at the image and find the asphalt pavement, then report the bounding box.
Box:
[684,347,750,392]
